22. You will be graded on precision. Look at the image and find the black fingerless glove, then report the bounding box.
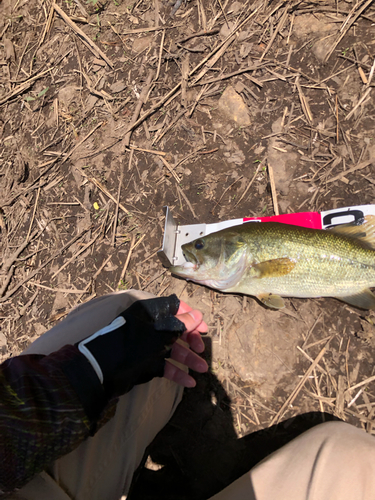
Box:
[76,294,185,399]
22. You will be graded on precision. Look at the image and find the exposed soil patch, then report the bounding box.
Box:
[1,0,375,497]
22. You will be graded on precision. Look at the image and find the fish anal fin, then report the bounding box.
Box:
[329,215,375,250]
[252,258,296,279]
[339,289,375,310]
[258,293,285,309]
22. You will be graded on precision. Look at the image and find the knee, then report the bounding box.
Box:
[307,421,375,469]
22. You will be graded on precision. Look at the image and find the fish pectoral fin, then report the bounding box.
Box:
[252,258,296,279]
[328,215,375,250]
[258,293,285,309]
[339,289,375,310]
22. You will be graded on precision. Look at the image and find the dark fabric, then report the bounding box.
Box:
[60,346,109,427]
[0,345,116,495]
[82,294,185,398]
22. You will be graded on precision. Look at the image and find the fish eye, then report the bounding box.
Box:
[195,239,205,250]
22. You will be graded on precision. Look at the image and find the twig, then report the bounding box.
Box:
[62,121,104,165]
[120,6,260,137]
[0,20,10,40]
[181,52,190,108]
[335,374,346,419]
[38,2,55,50]
[324,0,374,62]
[270,336,333,425]
[51,231,100,280]
[0,266,15,298]
[152,108,187,145]
[0,66,54,106]
[178,29,219,43]
[176,185,197,219]
[1,229,39,275]
[117,234,137,288]
[174,147,205,169]
[335,95,339,143]
[155,29,165,82]
[127,148,134,172]
[197,65,264,87]
[119,25,180,35]
[212,176,243,213]
[313,368,325,416]
[84,175,130,215]
[72,252,115,306]
[160,156,181,183]
[259,6,288,62]
[302,311,323,348]
[189,84,208,117]
[54,4,114,68]
[192,35,235,84]
[347,388,363,408]
[365,57,375,89]
[345,87,372,121]
[18,290,39,318]
[345,374,375,396]
[129,144,166,156]
[198,0,207,30]
[326,158,373,183]
[142,269,166,290]
[26,184,41,242]
[123,69,155,149]
[14,35,29,81]
[295,76,313,123]
[297,345,326,375]
[235,162,262,207]
[112,171,123,247]
[28,282,87,294]
[339,54,373,70]
[0,227,91,303]
[268,164,279,216]
[217,0,229,27]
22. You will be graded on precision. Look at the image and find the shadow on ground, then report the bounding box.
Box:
[128,338,340,500]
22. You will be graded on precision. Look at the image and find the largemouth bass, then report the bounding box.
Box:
[170,216,375,309]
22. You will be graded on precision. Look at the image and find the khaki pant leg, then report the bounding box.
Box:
[209,421,375,500]
[14,291,184,500]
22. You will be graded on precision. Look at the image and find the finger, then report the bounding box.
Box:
[143,294,180,320]
[176,309,207,335]
[179,330,205,353]
[177,300,193,315]
[154,316,185,336]
[186,330,206,353]
[171,342,208,373]
[164,360,197,388]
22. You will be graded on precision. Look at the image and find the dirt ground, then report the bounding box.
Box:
[1,0,375,497]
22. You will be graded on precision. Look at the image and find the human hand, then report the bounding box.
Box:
[164,300,208,388]
[77,295,207,398]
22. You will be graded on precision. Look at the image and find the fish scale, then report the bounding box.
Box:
[170,217,375,310]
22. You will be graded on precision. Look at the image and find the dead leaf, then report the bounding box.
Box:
[129,14,139,24]
[4,38,15,61]
[110,81,127,93]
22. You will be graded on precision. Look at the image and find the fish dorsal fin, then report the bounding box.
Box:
[252,257,296,279]
[328,215,375,249]
[339,289,375,310]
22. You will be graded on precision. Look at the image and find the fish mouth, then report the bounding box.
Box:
[169,249,198,276]
[170,260,197,277]
[182,248,199,268]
